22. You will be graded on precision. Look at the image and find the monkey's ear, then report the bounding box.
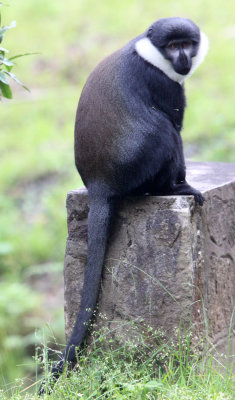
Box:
[147,28,153,38]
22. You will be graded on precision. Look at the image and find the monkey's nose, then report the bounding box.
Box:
[178,66,191,75]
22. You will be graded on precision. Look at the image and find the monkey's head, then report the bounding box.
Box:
[135,17,208,84]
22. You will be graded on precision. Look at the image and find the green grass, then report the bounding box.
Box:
[1,324,234,399]
[0,0,235,390]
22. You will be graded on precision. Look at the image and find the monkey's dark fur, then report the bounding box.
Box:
[39,17,208,394]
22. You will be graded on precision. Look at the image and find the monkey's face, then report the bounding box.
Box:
[162,39,199,75]
[146,17,201,77]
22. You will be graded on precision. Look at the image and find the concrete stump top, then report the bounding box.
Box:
[64,161,235,364]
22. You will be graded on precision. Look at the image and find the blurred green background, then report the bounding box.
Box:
[0,0,234,390]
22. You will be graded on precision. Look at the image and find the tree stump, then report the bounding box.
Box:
[64,161,235,360]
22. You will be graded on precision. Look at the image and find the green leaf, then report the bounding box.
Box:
[0,56,14,66]
[0,80,12,98]
[0,21,16,32]
[3,71,21,84]
[9,51,39,61]
[0,21,16,40]
[4,70,30,92]
[0,70,8,84]
[0,46,8,52]
[5,64,13,72]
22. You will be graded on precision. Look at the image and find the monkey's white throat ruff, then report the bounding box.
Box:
[135,33,209,84]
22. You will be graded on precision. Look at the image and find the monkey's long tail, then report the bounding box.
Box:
[39,196,115,395]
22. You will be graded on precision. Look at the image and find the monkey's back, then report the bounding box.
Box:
[74,49,132,187]
[74,44,186,195]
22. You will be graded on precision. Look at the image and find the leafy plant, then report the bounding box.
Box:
[0,3,29,99]
[3,322,234,399]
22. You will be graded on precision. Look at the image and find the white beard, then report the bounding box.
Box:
[135,32,209,84]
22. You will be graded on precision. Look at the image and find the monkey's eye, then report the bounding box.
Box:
[182,41,192,49]
[167,43,178,50]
